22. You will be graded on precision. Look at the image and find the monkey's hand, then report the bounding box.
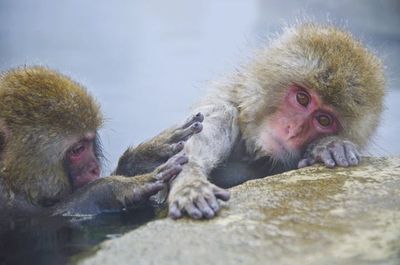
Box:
[54,154,188,216]
[115,113,203,176]
[113,154,188,207]
[168,171,230,219]
[298,136,360,169]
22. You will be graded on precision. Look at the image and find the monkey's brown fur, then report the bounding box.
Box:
[0,67,103,132]
[0,67,103,205]
[167,23,386,219]
[236,24,385,154]
[0,66,201,215]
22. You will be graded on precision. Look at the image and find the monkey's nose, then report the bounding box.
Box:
[90,164,101,178]
[73,164,101,189]
[287,124,304,139]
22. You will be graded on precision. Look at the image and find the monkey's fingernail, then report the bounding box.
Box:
[203,209,215,219]
[150,182,164,191]
[191,122,203,133]
[348,156,358,166]
[170,211,181,219]
[166,165,182,177]
[194,112,204,122]
[175,141,184,150]
[186,207,202,219]
[325,160,335,168]
[175,155,188,165]
[298,159,307,168]
[209,201,219,212]
[169,204,182,219]
[215,189,230,201]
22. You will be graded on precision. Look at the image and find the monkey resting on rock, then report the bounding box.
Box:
[0,66,203,217]
[167,23,385,219]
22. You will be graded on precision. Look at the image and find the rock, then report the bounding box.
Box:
[77,157,400,265]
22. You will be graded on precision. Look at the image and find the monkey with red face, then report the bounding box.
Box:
[167,23,385,219]
[0,66,203,217]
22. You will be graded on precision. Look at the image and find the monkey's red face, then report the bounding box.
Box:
[261,85,340,156]
[66,132,101,190]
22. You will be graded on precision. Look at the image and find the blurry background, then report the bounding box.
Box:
[0,0,399,174]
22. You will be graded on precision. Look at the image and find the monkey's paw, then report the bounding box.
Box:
[149,112,205,160]
[298,136,360,169]
[127,154,189,203]
[168,179,230,220]
[115,113,203,176]
[159,112,204,157]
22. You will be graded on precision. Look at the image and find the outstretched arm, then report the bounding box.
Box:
[168,99,240,219]
[114,113,203,176]
[53,154,187,216]
[53,113,204,216]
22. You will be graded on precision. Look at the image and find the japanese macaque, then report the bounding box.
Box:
[168,23,385,219]
[0,66,203,217]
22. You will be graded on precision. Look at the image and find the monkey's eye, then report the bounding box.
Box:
[296,91,310,107]
[71,143,85,156]
[316,114,332,127]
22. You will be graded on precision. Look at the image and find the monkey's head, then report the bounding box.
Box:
[238,23,385,165]
[0,66,104,206]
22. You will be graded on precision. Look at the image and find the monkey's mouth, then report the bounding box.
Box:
[261,130,292,156]
[72,165,101,190]
[264,134,301,168]
[270,137,291,156]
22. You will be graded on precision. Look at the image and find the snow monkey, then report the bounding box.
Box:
[0,66,203,217]
[168,23,385,219]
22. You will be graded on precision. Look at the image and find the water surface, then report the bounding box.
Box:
[0,208,157,265]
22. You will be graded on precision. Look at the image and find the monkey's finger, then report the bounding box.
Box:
[181,112,204,129]
[317,149,336,168]
[156,165,182,182]
[194,196,215,219]
[212,186,230,201]
[156,142,185,160]
[169,153,189,166]
[204,193,220,213]
[297,158,316,168]
[297,159,308,168]
[169,202,183,219]
[169,141,185,155]
[156,154,187,174]
[344,143,360,166]
[169,122,203,143]
[183,202,203,219]
[147,181,165,194]
[131,181,165,202]
[330,144,349,167]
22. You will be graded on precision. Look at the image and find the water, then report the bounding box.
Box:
[0,208,157,265]
[0,0,399,264]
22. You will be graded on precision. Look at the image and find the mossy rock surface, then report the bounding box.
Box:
[78,156,400,265]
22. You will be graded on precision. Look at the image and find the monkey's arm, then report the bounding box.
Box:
[298,136,360,168]
[168,101,240,219]
[53,155,187,216]
[114,113,203,176]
